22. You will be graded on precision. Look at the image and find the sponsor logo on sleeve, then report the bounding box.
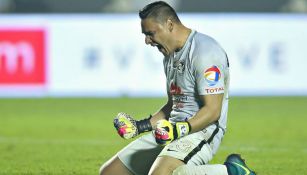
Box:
[204,66,221,86]
[205,87,224,94]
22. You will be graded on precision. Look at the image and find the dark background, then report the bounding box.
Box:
[0,0,306,13]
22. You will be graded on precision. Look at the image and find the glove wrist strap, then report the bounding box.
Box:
[173,121,191,139]
[136,115,153,133]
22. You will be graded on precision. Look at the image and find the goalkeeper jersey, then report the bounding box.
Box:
[163,30,229,131]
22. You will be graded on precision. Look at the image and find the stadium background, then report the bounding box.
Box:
[0,0,307,174]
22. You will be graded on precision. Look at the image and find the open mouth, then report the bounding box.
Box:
[154,44,163,52]
[152,43,166,54]
[157,44,163,51]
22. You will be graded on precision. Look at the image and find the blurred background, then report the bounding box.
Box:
[1,0,307,13]
[0,0,306,97]
[1,1,307,175]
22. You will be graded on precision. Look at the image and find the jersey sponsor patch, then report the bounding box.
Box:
[205,87,224,94]
[204,66,221,86]
[170,80,183,95]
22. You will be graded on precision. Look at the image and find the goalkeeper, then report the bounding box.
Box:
[100,1,256,175]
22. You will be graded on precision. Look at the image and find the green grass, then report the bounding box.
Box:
[0,97,306,175]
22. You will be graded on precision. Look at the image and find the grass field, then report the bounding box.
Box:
[0,97,306,175]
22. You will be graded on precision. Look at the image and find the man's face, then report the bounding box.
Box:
[141,18,171,56]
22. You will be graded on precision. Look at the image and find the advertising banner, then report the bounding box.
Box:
[0,29,46,84]
[0,14,306,97]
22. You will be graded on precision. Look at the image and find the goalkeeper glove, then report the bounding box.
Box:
[113,112,152,139]
[154,119,191,146]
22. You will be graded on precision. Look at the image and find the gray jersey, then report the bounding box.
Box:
[163,30,229,131]
[116,31,229,174]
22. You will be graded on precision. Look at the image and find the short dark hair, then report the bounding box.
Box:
[139,1,180,24]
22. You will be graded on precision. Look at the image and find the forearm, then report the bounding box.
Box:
[188,105,221,133]
[150,102,172,129]
[188,94,223,133]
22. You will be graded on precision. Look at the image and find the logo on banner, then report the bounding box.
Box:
[0,30,46,84]
[204,66,221,86]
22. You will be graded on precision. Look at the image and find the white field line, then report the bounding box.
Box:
[0,136,118,146]
[219,146,307,153]
[1,136,306,153]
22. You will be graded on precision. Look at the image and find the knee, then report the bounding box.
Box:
[149,156,185,175]
[99,165,104,175]
[99,155,132,175]
[148,168,164,175]
[99,159,116,175]
[149,166,184,175]
[149,166,176,175]
[99,162,122,175]
[99,163,108,175]
[172,165,186,175]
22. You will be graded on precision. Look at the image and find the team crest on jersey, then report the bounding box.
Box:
[174,61,185,73]
[204,66,221,86]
